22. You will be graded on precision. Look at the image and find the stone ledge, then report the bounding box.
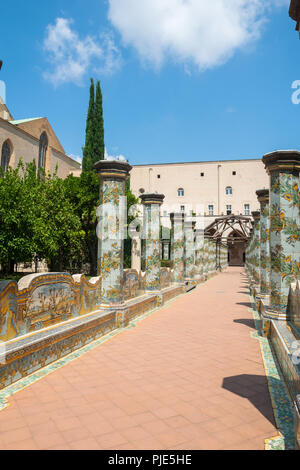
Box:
[0,283,186,391]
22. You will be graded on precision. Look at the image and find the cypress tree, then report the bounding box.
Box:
[82,78,95,172]
[94,80,105,162]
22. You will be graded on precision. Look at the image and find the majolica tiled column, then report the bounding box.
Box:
[256,190,270,297]
[216,241,221,271]
[249,226,255,281]
[140,193,165,291]
[94,160,132,305]
[251,211,261,288]
[263,150,300,319]
[170,213,185,283]
[247,228,253,279]
[209,240,214,277]
[184,220,195,279]
[203,238,209,280]
[195,229,204,279]
[245,240,250,274]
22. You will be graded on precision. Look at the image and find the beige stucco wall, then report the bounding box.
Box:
[0,118,80,179]
[131,159,269,228]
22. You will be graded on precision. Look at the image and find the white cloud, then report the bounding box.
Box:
[105,148,127,161]
[108,0,287,71]
[43,18,122,86]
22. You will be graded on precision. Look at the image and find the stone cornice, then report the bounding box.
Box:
[262,150,300,174]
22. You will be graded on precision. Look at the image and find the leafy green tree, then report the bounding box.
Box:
[64,171,99,275]
[0,161,84,275]
[0,161,34,273]
[34,172,84,273]
[82,78,95,172]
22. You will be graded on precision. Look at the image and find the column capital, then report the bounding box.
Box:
[94,160,132,180]
[256,189,269,204]
[262,150,300,174]
[252,211,260,221]
[140,193,165,205]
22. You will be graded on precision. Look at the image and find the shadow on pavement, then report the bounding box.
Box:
[236,301,252,308]
[222,374,276,426]
[233,318,255,329]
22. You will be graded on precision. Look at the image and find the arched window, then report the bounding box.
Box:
[178,188,184,197]
[38,132,48,170]
[1,140,11,172]
[226,186,233,195]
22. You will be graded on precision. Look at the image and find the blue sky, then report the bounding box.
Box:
[1,0,299,165]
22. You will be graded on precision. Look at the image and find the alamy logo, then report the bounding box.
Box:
[291,80,300,105]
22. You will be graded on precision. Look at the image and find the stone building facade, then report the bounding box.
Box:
[0,100,81,179]
[131,159,269,229]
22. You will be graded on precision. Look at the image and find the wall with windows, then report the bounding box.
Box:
[0,118,80,178]
[130,159,269,229]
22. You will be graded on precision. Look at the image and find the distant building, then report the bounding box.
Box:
[131,158,269,228]
[0,97,81,178]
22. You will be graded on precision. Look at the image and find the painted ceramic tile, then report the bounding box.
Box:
[143,204,161,291]
[171,217,184,282]
[98,178,125,303]
[270,172,300,314]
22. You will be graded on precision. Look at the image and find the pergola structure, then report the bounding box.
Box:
[204,214,251,266]
[289,0,300,34]
[204,214,251,242]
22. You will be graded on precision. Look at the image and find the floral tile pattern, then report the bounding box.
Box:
[171,215,185,282]
[269,172,300,314]
[259,199,271,295]
[98,178,125,304]
[0,286,186,413]
[143,203,162,291]
[249,294,295,450]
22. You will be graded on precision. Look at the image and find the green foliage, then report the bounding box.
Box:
[94,80,105,163]
[82,78,105,172]
[35,173,84,272]
[0,161,34,271]
[124,178,139,269]
[64,170,99,275]
[0,161,84,274]
[0,79,138,276]
[82,78,95,172]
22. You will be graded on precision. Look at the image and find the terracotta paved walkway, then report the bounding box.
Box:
[0,267,277,450]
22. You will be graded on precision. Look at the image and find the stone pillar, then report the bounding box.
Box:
[195,229,204,280]
[263,150,300,318]
[251,211,261,288]
[248,227,254,281]
[94,160,132,305]
[170,213,185,283]
[140,193,165,291]
[256,190,270,297]
[203,237,209,280]
[208,239,214,277]
[184,220,195,279]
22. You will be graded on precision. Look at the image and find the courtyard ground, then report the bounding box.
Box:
[0,267,280,450]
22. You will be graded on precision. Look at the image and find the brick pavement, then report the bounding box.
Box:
[0,268,277,450]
